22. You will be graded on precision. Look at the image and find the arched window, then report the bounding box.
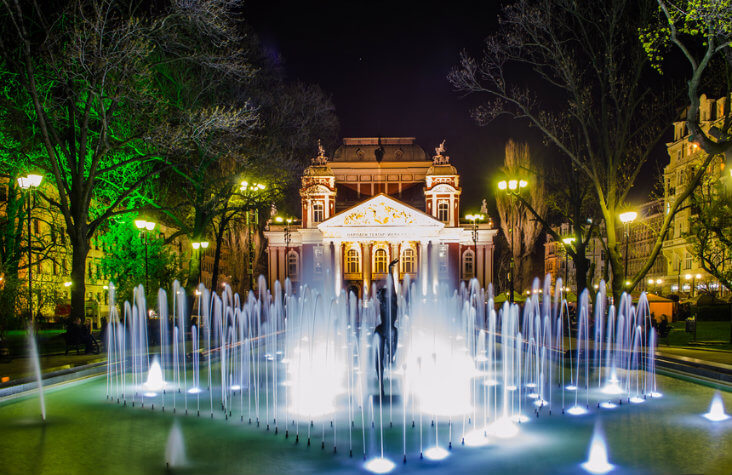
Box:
[312,202,324,223]
[287,251,299,280]
[463,250,474,279]
[437,200,449,222]
[374,248,388,274]
[401,248,415,273]
[346,248,360,274]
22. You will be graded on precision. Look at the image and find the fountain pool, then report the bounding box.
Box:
[1,276,731,474]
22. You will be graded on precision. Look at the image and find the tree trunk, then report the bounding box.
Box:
[211,218,227,291]
[70,233,89,321]
[575,250,589,295]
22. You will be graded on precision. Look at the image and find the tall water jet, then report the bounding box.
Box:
[581,420,614,474]
[165,420,186,469]
[703,391,730,422]
[28,325,46,421]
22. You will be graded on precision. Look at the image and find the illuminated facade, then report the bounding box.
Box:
[264,137,496,296]
[662,94,729,296]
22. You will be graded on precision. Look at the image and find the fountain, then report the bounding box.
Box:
[703,391,730,422]
[96,266,672,474]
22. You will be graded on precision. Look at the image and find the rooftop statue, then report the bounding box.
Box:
[433,139,450,165]
[311,139,329,165]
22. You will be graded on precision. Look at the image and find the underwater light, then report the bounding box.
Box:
[567,405,588,416]
[364,457,395,473]
[187,387,203,395]
[512,414,530,423]
[566,384,578,391]
[463,429,490,447]
[601,382,624,395]
[488,417,519,438]
[600,402,617,409]
[424,446,450,461]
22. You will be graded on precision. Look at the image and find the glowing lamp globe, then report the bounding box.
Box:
[619,211,637,224]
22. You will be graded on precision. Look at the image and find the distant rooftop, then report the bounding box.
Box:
[332,137,428,162]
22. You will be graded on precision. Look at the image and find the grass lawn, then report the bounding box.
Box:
[664,320,731,349]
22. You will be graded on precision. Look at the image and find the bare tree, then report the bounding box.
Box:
[449,0,704,299]
[496,140,547,293]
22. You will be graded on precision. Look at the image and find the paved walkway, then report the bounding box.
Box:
[656,346,732,366]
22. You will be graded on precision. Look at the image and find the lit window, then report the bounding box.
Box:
[374,248,387,274]
[312,202,324,223]
[287,251,298,280]
[437,201,449,222]
[401,248,415,273]
[346,248,360,274]
[463,250,474,279]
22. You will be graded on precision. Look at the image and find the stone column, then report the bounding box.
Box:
[419,240,429,295]
[362,242,372,296]
[267,248,275,290]
[477,244,485,288]
[334,240,343,295]
[277,247,285,284]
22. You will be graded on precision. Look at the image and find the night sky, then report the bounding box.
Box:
[245,0,663,215]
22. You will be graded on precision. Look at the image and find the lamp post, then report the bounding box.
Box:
[497,178,528,303]
[241,180,266,290]
[192,240,210,286]
[561,236,576,295]
[17,173,43,325]
[465,213,485,281]
[619,211,637,290]
[134,219,156,293]
[276,216,294,280]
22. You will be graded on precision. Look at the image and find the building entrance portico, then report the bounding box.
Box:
[319,193,444,295]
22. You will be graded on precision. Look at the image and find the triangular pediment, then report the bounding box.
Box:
[318,194,444,231]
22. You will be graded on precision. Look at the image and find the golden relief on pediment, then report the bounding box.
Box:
[343,203,416,226]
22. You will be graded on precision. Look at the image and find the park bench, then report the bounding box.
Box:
[63,329,99,355]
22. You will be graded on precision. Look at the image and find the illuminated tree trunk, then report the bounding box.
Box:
[69,233,89,321]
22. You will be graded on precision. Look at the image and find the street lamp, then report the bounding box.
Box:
[619,210,637,289]
[276,216,295,281]
[497,177,528,303]
[465,214,485,253]
[192,240,210,285]
[135,219,156,293]
[241,180,266,290]
[17,173,43,325]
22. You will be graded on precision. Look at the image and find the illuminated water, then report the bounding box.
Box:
[2,273,731,474]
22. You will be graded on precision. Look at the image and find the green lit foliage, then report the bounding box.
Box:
[97,217,183,304]
[640,1,732,158]
[640,0,732,73]
[0,0,263,318]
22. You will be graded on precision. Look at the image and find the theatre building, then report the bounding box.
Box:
[264,137,496,296]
